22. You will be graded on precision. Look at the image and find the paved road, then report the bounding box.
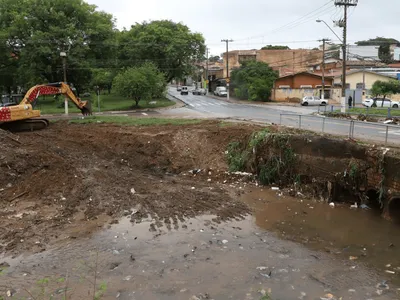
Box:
[168,87,400,145]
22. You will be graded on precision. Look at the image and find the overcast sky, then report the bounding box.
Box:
[88,0,399,56]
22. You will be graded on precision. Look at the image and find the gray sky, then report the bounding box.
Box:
[88,0,399,56]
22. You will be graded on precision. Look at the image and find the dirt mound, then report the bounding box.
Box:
[0,121,257,255]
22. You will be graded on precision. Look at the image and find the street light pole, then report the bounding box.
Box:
[60,51,68,115]
[319,38,330,101]
[221,39,233,100]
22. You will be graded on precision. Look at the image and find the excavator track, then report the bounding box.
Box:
[0,118,49,132]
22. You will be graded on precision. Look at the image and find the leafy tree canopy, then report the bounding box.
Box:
[230,61,278,102]
[113,63,166,107]
[371,80,400,102]
[0,0,116,93]
[209,55,221,63]
[261,45,290,50]
[356,37,400,46]
[118,20,206,82]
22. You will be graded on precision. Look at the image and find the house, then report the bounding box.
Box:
[222,49,322,79]
[274,72,333,89]
[272,72,334,102]
[333,70,396,90]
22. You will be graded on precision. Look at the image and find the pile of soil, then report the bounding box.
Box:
[0,121,260,255]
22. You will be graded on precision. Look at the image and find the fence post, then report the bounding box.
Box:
[322,117,325,133]
[349,120,353,138]
[299,115,302,129]
[352,121,355,138]
[324,105,327,113]
[279,114,282,125]
[388,107,391,118]
[366,106,369,116]
[385,125,389,145]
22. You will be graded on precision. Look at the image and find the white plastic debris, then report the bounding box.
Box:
[222,240,228,244]
[329,202,335,208]
[350,203,358,209]
[385,270,395,274]
[256,266,268,271]
[271,187,280,191]
[130,188,136,195]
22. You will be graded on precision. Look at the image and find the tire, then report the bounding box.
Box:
[393,104,399,108]
[321,102,327,106]
[302,102,308,106]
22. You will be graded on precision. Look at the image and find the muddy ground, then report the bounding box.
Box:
[0,121,271,255]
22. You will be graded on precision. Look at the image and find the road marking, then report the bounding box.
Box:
[379,130,400,136]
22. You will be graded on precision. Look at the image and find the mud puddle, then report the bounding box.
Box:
[1,205,398,299]
[242,188,400,287]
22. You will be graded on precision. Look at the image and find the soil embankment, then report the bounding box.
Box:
[0,121,399,257]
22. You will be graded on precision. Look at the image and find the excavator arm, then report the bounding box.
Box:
[0,82,92,132]
[21,82,92,115]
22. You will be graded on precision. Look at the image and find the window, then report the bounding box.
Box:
[279,85,290,89]
[238,55,256,63]
[300,85,313,89]
[356,83,365,89]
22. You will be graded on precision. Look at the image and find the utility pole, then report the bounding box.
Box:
[319,38,331,100]
[206,47,209,94]
[60,52,68,115]
[221,39,233,100]
[335,0,358,110]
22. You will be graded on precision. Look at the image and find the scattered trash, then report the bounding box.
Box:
[360,204,371,210]
[256,266,268,271]
[180,288,188,293]
[130,254,135,262]
[189,169,202,175]
[376,281,389,290]
[123,275,132,281]
[222,240,228,244]
[260,271,272,278]
[231,171,252,176]
[376,289,383,296]
[271,187,280,191]
[112,250,120,255]
[116,292,121,298]
[191,187,195,190]
[349,256,358,261]
[130,188,136,195]
[207,179,212,182]
[299,292,307,299]
[385,264,391,268]
[350,203,358,209]
[348,289,356,293]
[320,293,336,300]
[149,101,157,105]
[384,119,393,124]
[6,290,16,297]
[329,202,335,208]
[385,270,395,274]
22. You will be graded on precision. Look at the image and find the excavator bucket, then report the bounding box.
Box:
[80,100,92,116]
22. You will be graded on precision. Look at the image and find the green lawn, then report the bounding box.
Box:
[34,92,175,114]
[68,116,203,126]
[331,107,400,117]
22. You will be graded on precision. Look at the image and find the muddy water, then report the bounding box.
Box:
[1,189,399,299]
[241,189,400,286]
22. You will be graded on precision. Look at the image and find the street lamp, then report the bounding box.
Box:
[316,19,347,112]
[60,51,68,115]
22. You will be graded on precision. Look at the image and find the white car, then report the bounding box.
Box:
[301,96,328,106]
[180,86,189,95]
[214,87,227,97]
[362,98,399,108]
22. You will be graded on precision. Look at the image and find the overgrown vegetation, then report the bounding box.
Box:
[371,80,400,102]
[226,129,297,185]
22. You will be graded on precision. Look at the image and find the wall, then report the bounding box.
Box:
[275,73,333,89]
[334,72,394,90]
[273,88,341,103]
[223,49,322,79]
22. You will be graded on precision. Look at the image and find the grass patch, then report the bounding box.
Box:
[226,141,249,172]
[68,116,203,126]
[34,92,175,114]
[332,107,400,116]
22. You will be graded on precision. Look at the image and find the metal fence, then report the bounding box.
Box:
[279,113,400,145]
[316,105,399,118]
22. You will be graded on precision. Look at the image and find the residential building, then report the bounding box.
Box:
[392,48,400,61]
[275,72,333,89]
[341,45,380,61]
[333,70,396,90]
[222,49,322,78]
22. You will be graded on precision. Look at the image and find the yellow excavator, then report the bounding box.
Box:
[0,82,92,131]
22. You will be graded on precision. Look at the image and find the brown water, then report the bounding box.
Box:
[1,188,400,299]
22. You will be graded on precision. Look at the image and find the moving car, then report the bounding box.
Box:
[362,97,399,108]
[180,86,189,95]
[301,96,328,106]
[214,86,227,97]
[192,88,206,95]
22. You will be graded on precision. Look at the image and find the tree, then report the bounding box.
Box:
[91,69,116,94]
[261,45,290,50]
[0,0,117,93]
[118,20,206,82]
[230,61,278,102]
[371,80,400,106]
[378,44,393,64]
[209,55,221,63]
[356,37,400,46]
[113,63,166,107]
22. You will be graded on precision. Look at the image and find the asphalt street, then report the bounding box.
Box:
[168,87,400,145]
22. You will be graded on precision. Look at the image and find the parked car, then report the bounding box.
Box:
[362,97,399,108]
[177,85,182,91]
[192,88,206,95]
[214,87,227,97]
[301,96,328,106]
[180,86,189,95]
